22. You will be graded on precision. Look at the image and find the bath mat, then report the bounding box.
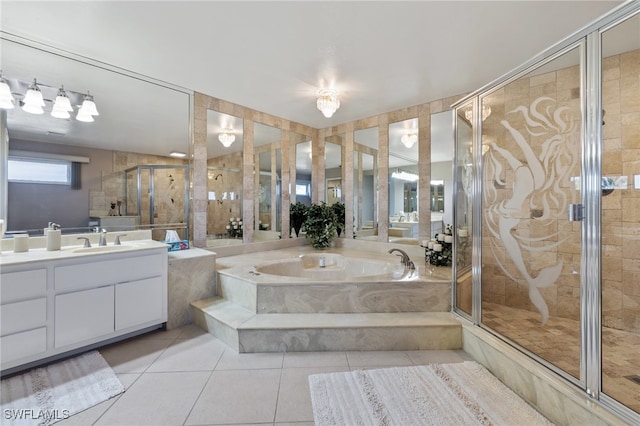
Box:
[1,351,124,426]
[309,360,554,425]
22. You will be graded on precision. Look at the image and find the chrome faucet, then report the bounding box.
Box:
[77,237,91,248]
[99,229,108,246]
[388,248,416,270]
[114,234,127,245]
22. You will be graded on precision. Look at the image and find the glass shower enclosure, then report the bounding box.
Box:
[125,165,190,242]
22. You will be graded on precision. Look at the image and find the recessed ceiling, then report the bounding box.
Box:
[0,0,624,148]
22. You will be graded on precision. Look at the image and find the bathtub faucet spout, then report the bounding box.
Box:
[388,248,415,270]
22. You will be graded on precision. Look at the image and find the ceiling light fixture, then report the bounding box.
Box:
[0,71,15,109]
[465,104,492,122]
[170,151,187,158]
[316,88,340,118]
[51,85,73,119]
[400,132,418,149]
[218,129,235,147]
[391,170,419,182]
[22,78,45,115]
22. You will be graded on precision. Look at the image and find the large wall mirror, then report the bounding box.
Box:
[1,35,191,239]
[388,118,419,242]
[353,126,378,239]
[430,110,454,236]
[254,122,282,240]
[292,133,312,207]
[206,110,243,245]
[325,136,343,205]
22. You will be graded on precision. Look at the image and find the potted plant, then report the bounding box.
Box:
[290,202,308,237]
[304,202,337,249]
[331,202,346,237]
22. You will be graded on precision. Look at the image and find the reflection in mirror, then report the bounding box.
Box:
[254,122,282,240]
[354,127,378,239]
[292,136,312,206]
[454,103,473,316]
[325,137,343,205]
[388,118,419,242]
[206,110,243,246]
[1,36,191,240]
[430,110,454,237]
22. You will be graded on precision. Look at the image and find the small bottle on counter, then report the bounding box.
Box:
[46,222,61,251]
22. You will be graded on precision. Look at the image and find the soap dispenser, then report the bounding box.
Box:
[46,222,61,251]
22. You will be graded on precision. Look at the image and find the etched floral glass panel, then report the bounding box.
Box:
[480,46,583,379]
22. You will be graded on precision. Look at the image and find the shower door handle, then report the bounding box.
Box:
[568,204,584,222]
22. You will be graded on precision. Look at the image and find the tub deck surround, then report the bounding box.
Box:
[192,245,460,353]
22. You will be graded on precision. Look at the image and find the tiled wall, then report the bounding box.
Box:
[602,49,640,334]
[207,152,243,236]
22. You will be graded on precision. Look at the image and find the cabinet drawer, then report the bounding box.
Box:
[0,269,47,303]
[0,297,47,336]
[55,286,114,348]
[0,327,47,364]
[55,254,164,292]
[115,277,164,330]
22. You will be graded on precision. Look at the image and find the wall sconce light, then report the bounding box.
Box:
[0,71,15,109]
[22,79,46,115]
[51,86,73,119]
[316,88,340,118]
[0,73,100,123]
[218,129,235,147]
[400,132,418,149]
[391,169,419,182]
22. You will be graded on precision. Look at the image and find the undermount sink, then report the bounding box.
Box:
[72,245,129,253]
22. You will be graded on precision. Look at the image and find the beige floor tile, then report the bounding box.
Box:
[275,366,349,424]
[58,374,140,425]
[99,338,173,373]
[185,369,281,425]
[215,350,284,370]
[346,350,413,368]
[146,333,227,372]
[95,371,210,426]
[282,351,349,368]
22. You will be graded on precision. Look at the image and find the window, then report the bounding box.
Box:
[296,183,310,196]
[8,157,71,185]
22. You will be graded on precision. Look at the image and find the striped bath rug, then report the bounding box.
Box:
[309,361,553,425]
[1,351,124,426]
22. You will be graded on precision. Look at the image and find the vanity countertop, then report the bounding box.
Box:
[0,239,169,267]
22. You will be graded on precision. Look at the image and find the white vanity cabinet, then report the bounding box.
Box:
[0,269,48,364]
[0,245,167,373]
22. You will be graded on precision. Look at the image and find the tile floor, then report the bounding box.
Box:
[59,325,472,426]
[482,302,640,414]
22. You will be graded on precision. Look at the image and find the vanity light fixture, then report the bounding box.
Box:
[22,79,46,115]
[169,151,187,158]
[218,129,235,147]
[400,132,418,149]
[0,71,15,109]
[76,91,99,122]
[51,86,73,119]
[316,88,340,118]
[464,104,491,122]
[391,170,419,182]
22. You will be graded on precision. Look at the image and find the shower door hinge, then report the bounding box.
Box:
[568,204,584,222]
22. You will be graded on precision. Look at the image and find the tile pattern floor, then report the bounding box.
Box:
[58,325,472,426]
[482,302,640,414]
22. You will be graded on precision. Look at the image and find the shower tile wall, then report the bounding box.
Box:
[602,49,640,335]
[88,151,187,217]
[207,152,243,236]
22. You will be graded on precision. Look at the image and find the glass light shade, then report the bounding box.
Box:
[0,78,15,109]
[51,86,73,119]
[218,131,235,147]
[22,79,45,114]
[401,133,417,149]
[51,107,71,119]
[76,108,94,122]
[81,93,99,116]
[316,89,340,118]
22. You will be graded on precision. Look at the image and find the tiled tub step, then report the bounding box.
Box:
[191,297,462,353]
